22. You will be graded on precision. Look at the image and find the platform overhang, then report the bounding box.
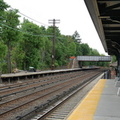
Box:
[84,0,120,56]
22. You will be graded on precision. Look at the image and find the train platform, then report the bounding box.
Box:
[67,78,120,120]
[1,68,81,78]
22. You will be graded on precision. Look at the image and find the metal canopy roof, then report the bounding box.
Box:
[84,0,120,56]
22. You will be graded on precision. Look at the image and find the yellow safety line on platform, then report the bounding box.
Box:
[67,79,106,120]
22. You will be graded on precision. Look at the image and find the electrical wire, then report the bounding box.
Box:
[9,6,49,27]
[18,12,49,27]
[0,22,52,37]
[1,6,61,38]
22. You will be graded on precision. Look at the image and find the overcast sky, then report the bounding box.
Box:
[4,0,108,55]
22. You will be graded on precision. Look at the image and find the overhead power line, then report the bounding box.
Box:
[9,7,49,27]
[0,22,52,37]
[18,12,49,27]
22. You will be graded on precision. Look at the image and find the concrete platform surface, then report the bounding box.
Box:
[67,79,120,120]
[94,79,120,120]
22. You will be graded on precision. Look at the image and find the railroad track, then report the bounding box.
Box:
[0,69,103,120]
[0,71,88,101]
[41,74,103,120]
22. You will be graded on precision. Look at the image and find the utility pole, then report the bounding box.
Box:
[48,19,60,70]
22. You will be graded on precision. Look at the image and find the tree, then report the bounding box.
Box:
[0,0,9,35]
[2,9,20,73]
[80,43,91,55]
[112,55,116,63]
[72,31,81,43]
[0,0,109,72]
[90,49,100,56]
[75,42,82,56]
[55,35,76,67]
[0,0,9,16]
[20,19,46,70]
[0,41,7,73]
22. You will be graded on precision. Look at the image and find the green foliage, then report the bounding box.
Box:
[11,43,25,69]
[90,49,100,56]
[1,9,20,73]
[80,43,91,55]
[2,9,20,43]
[20,19,44,70]
[0,0,9,16]
[0,41,7,58]
[0,41,7,72]
[112,55,116,63]
[0,2,109,73]
[72,30,81,43]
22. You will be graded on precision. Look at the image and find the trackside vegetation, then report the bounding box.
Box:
[0,0,111,73]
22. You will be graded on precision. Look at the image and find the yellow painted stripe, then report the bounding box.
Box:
[67,79,106,120]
